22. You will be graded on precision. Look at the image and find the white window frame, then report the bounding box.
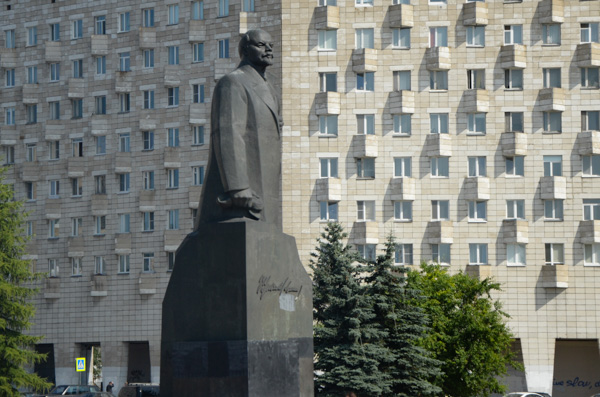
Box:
[545,243,564,265]
[469,243,488,265]
[168,4,180,25]
[319,115,338,136]
[544,199,564,220]
[144,49,155,68]
[356,114,375,135]
[71,257,82,276]
[355,28,374,49]
[94,215,106,235]
[357,200,375,221]
[583,199,600,221]
[506,200,525,220]
[168,209,180,230]
[468,201,487,222]
[583,155,600,177]
[394,201,412,221]
[581,23,599,44]
[543,68,561,88]
[582,111,600,131]
[356,157,375,178]
[504,69,523,90]
[192,166,205,186]
[356,72,375,91]
[357,244,376,261]
[543,111,562,133]
[167,168,180,189]
[430,113,449,134]
[393,70,411,91]
[119,173,130,193]
[394,157,411,177]
[468,113,486,135]
[119,12,130,33]
[504,25,523,45]
[71,19,83,40]
[431,200,449,220]
[542,24,561,45]
[143,253,154,273]
[48,219,60,238]
[581,67,600,89]
[393,114,411,136]
[543,155,562,177]
[168,46,180,65]
[193,43,204,63]
[319,201,338,221]
[505,112,524,132]
[429,70,448,90]
[468,156,486,177]
[395,244,413,265]
[505,156,524,177]
[584,244,600,266]
[467,69,485,89]
[119,255,131,274]
[119,213,130,233]
[507,244,526,266]
[143,171,155,190]
[94,256,105,275]
[318,30,337,51]
[320,158,339,178]
[431,244,451,266]
[430,157,449,177]
[429,26,448,48]
[392,28,410,49]
[143,8,155,28]
[143,212,155,231]
[466,26,485,47]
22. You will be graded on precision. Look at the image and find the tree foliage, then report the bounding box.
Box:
[406,263,522,397]
[0,168,52,396]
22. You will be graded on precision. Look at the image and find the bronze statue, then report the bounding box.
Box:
[196,29,283,228]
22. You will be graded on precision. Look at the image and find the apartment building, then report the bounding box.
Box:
[1,0,599,395]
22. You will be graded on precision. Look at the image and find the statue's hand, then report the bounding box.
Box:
[230,188,263,212]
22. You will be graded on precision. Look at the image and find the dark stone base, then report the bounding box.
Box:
[160,221,313,397]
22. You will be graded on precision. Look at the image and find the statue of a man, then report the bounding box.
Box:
[196,29,283,229]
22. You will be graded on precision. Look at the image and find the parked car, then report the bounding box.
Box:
[117,384,159,397]
[81,393,114,397]
[38,385,101,396]
[504,393,544,397]
[589,394,600,397]
[532,393,551,397]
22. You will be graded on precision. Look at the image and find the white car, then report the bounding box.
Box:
[504,393,544,397]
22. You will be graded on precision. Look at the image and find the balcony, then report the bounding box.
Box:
[164,66,181,87]
[389,90,414,114]
[190,103,209,121]
[463,177,490,201]
[388,4,413,28]
[189,186,202,208]
[45,200,61,218]
[115,72,133,92]
[539,0,564,24]
[189,20,206,42]
[91,35,109,55]
[580,220,600,244]
[91,116,109,136]
[115,233,132,254]
[352,49,378,73]
[425,47,451,71]
[425,134,452,157]
[463,1,488,26]
[352,221,379,244]
[20,162,40,181]
[0,127,18,144]
[44,41,61,62]
[67,157,85,177]
[578,131,600,156]
[68,236,84,255]
[139,190,156,210]
[540,265,568,289]
[45,120,64,137]
[22,84,41,104]
[138,27,156,49]
[426,220,453,244]
[389,177,415,201]
[164,147,181,168]
[540,176,566,200]
[0,48,17,67]
[115,152,132,173]
[463,89,489,113]
[91,194,108,215]
[538,88,565,112]
[139,274,157,295]
[91,275,108,297]
[44,277,61,300]
[575,43,600,67]
[502,219,529,244]
[68,78,85,98]
[500,132,527,156]
[239,12,260,34]
[315,92,341,115]
[351,135,378,158]
[500,44,527,69]
[314,6,339,30]
[465,265,491,281]
[165,230,184,251]
[315,178,341,202]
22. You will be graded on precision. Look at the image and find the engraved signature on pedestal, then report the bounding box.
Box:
[256,275,303,300]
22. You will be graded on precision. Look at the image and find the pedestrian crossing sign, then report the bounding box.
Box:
[76,358,86,372]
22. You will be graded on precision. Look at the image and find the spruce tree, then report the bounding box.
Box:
[0,168,52,396]
[310,222,393,397]
[365,237,443,397]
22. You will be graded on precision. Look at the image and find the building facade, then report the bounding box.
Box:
[1,0,599,395]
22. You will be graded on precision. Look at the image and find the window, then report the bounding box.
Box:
[430,157,449,177]
[119,214,130,234]
[168,209,180,230]
[468,113,486,134]
[243,0,255,11]
[393,114,411,135]
[94,256,105,275]
[319,115,338,136]
[504,25,523,45]
[356,158,375,178]
[48,141,60,160]
[469,244,488,265]
[392,0,409,3]
[50,23,60,41]
[25,182,35,201]
[27,66,38,84]
[468,201,487,221]
[71,257,82,276]
[143,171,155,190]
[5,107,15,125]
[542,24,560,45]
[48,259,59,277]
[144,50,154,68]
[466,26,485,47]
[357,200,375,221]
[71,178,82,196]
[192,126,205,145]
[395,244,413,265]
[71,99,83,119]
[27,26,37,46]
[543,112,562,133]
[355,28,374,49]
[119,173,130,193]
[94,216,106,235]
[430,113,449,134]
[582,111,600,131]
[356,72,374,92]
[357,244,376,261]
[118,255,130,273]
[49,101,60,120]
[119,52,131,71]
[392,28,410,49]
[168,252,176,271]
[429,71,448,90]
[544,199,563,220]
[72,59,83,78]
[357,114,375,135]
[505,112,523,132]
[581,23,599,44]
[95,175,106,194]
[143,90,155,109]
[143,8,155,27]
[431,200,449,220]
[119,93,130,113]
[541,68,561,89]
[320,158,338,178]
[168,4,180,24]
[6,69,15,86]
[431,244,451,265]
[507,244,526,266]
[119,12,130,32]
[71,217,82,236]
[143,212,155,231]
[504,69,523,89]
[468,156,486,177]
[96,56,106,74]
[167,128,180,147]
[26,105,38,124]
[95,96,106,115]
[583,199,600,220]
[429,27,447,47]
[581,67,599,89]
[95,16,106,34]
[583,155,600,176]
[218,0,229,16]
[143,131,154,150]
[95,136,106,155]
[116,134,129,154]
[506,200,525,219]
[394,201,412,221]
[192,166,205,186]
[505,156,524,176]
[543,155,562,176]
[319,202,338,221]
[168,46,180,65]
[72,19,83,39]
[218,38,230,58]
[48,219,60,238]
[3,146,15,165]
[318,30,337,51]
[192,84,205,103]
[5,30,15,48]
[192,1,204,20]
[168,87,179,107]
[26,143,36,162]
[545,243,564,265]
[356,0,373,5]
[585,243,600,268]
[393,70,411,91]
[394,157,411,177]
[143,253,154,272]
[467,69,485,89]
[167,168,180,188]
[193,43,204,62]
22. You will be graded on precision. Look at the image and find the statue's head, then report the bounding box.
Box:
[239,29,274,68]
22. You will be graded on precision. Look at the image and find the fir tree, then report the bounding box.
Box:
[365,237,443,397]
[310,222,393,397]
[0,168,52,396]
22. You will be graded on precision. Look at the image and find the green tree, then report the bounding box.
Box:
[311,222,393,397]
[0,168,52,396]
[365,238,442,397]
[406,263,521,397]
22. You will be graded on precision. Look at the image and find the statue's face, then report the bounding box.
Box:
[244,31,274,68]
